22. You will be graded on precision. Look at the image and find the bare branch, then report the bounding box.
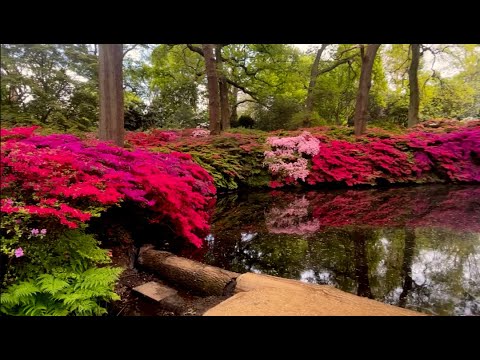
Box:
[226,78,258,99]
[235,99,258,106]
[318,54,358,75]
[335,45,361,60]
[123,44,139,59]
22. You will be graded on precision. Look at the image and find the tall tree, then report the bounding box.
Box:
[202,44,221,135]
[408,44,421,127]
[216,44,230,131]
[230,84,239,125]
[98,44,124,146]
[0,44,99,131]
[305,44,329,117]
[304,44,359,126]
[353,44,381,136]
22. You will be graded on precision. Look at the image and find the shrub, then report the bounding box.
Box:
[191,129,210,138]
[1,126,217,315]
[264,131,320,184]
[1,230,122,316]
[237,115,255,129]
[1,126,216,247]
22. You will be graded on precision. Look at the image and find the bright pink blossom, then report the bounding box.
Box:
[1,126,216,248]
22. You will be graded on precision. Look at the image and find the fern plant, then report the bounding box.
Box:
[0,230,123,316]
[1,268,121,316]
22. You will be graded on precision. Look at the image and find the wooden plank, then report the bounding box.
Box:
[133,281,177,302]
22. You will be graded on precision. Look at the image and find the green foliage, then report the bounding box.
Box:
[237,115,255,128]
[1,229,122,316]
[289,111,328,129]
[3,44,480,135]
[0,267,121,316]
[0,44,99,133]
[155,131,271,190]
[254,96,303,131]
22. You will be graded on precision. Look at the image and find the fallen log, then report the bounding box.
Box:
[137,245,240,296]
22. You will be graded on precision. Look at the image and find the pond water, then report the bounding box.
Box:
[198,185,480,316]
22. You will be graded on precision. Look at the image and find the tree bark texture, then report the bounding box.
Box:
[408,44,421,128]
[202,44,221,135]
[230,86,238,125]
[305,44,329,124]
[216,45,230,131]
[99,44,124,146]
[353,44,381,136]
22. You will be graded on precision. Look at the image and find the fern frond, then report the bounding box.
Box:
[47,307,70,316]
[0,292,17,305]
[12,281,40,299]
[56,292,87,306]
[37,274,69,295]
[75,267,122,291]
[22,303,47,316]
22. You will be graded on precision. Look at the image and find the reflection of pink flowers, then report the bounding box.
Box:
[266,197,320,235]
[268,219,321,235]
[14,247,24,258]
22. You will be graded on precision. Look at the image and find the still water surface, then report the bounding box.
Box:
[200,185,480,316]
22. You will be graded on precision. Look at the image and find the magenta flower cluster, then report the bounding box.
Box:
[1,126,217,248]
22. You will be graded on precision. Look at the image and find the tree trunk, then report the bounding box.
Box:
[399,227,416,308]
[138,246,239,296]
[353,44,381,136]
[408,44,421,128]
[216,45,230,131]
[98,44,124,147]
[230,86,238,125]
[202,44,221,135]
[304,44,328,126]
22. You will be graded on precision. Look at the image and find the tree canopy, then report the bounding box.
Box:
[2,44,479,134]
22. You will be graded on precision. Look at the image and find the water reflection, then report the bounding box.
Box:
[201,185,480,316]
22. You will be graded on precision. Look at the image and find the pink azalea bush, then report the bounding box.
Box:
[0,126,218,315]
[124,129,180,148]
[264,131,320,182]
[1,126,216,248]
[191,129,210,138]
[262,125,480,188]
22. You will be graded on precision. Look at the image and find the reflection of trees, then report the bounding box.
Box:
[352,229,374,299]
[406,228,480,315]
[199,185,480,315]
[399,227,415,308]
